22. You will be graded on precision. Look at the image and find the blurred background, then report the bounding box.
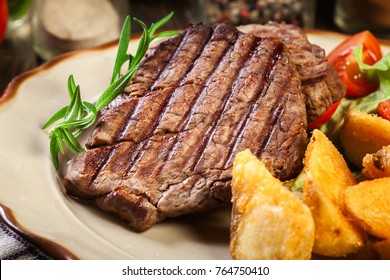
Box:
[1,0,389,93]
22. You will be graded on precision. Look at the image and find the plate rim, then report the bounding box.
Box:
[0,38,121,260]
[0,39,119,106]
[1,29,388,260]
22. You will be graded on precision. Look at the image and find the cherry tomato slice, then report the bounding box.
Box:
[0,0,7,44]
[378,99,390,121]
[307,101,341,130]
[327,31,382,97]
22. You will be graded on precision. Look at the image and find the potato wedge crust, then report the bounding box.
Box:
[340,110,390,167]
[304,129,356,204]
[362,145,390,178]
[344,177,390,240]
[303,130,365,257]
[230,149,314,260]
[372,239,390,260]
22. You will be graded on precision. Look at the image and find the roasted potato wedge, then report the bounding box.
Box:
[362,145,390,178]
[372,239,390,260]
[340,110,390,167]
[230,149,314,260]
[303,129,366,257]
[344,177,390,240]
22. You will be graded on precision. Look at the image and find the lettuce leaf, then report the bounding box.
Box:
[288,47,390,191]
[283,170,305,193]
[320,46,390,142]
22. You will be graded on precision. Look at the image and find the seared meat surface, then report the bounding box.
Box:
[64,23,309,231]
[238,22,345,122]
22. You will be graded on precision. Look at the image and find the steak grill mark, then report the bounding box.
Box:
[88,24,216,186]
[126,25,238,177]
[237,22,345,123]
[157,32,256,175]
[64,23,308,231]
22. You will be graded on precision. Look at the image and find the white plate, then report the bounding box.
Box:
[1,30,388,260]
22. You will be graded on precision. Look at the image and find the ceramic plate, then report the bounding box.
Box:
[1,31,389,260]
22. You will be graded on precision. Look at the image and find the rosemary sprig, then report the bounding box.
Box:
[43,13,179,169]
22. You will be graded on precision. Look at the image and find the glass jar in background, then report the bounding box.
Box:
[0,0,37,92]
[32,0,129,60]
[7,0,32,29]
[334,0,390,38]
[206,0,316,28]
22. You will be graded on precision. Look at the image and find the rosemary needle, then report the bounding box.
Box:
[43,12,179,169]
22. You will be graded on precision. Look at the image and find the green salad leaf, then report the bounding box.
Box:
[320,46,390,143]
[283,170,305,193]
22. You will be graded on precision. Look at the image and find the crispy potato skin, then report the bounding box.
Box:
[344,177,390,240]
[303,130,366,257]
[304,176,366,257]
[340,110,390,167]
[372,239,390,260]
[229,128,390,259]
[305,129,356,203]
[363,145,390,178]
[230,149,314,260]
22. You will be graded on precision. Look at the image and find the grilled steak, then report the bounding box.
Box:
[64,23,308,231]
[238,22,345,122]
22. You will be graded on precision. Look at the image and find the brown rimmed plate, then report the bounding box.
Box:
[1,31,389,260]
